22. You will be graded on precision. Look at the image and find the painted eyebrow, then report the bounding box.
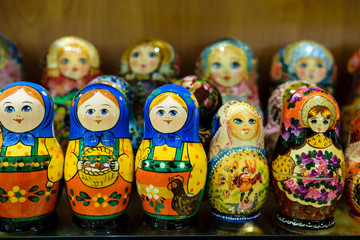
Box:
[84,105,92,108]
[22,101,33,104]
[155,106,165,109]
[170,106,179,109]
[101,104,111,108]
[2,102,12,105]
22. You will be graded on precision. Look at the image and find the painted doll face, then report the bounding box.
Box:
[0,89,45,133]
[308,112,330,133]
[295,57,327,83]
[77,92,120,132]
[58,49,91,80]
[209,48,246,87]
[149,96,188,134]
[229,112,259,141]
[129,43,161,75]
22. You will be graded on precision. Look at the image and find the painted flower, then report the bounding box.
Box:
[146,185,159,200]
[183,75,197,81]
[8,186,26,203]
[204,98,213,108]
[328,154,339,168]
[203,83,214,94]
[282,130,290,141]
[328,190,338,201]
[295,184,309,197]
[302,172,313,185]
[284,118,292,130]
[291,124,302,136]
[305,187,320,199]
[92,193,109,208]
[300,152,313,165]
[289,93,302,104]
[285,179,297,192]
[317,189,329,202]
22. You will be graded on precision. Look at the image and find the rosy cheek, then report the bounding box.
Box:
[148,60,158,67]
[211,71,221,81]
[80,65,89,74]
[317,69,326,79]
[130,60,138,67]
[233,71,244,82]
[298,69,307,78]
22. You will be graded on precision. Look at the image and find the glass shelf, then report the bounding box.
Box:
[0,188,358,239]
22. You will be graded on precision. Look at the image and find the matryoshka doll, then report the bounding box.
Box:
[264,80,316,159]
[270,40,336,94]
[64,83,133,229]
[208,101,269,223]
[41,36,101,151]
[135,84,207,230]
[0,82,63,232]
[175,75,222,152]
[344,110,360,221]
[119,38,180,127]
[195,38,261,116]
[88,75,143,152]
[0,33,24,88]
[272,87,345,229]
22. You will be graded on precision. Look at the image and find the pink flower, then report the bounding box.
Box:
[284,118,292,131]
[183,75,197,81]
[305,188,320,199]
[316,161,327,173]
[302,172,313,185]
[204,83,214,94]
[285,179,297,192]
[328,190,338,201]
[204,98,212,108]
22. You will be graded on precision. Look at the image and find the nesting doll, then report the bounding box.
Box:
[0,34,24,87]
[119,38,180,127]
[64,83,134,229]
[208,101,269,223]
[135,84,207,230]
[344,110,360,221]
[195,38,261,116]
[0,82,63,232]
[88,75,143,152]
[270,40,336,94]
[264,80,316,159]
[272,87,345,229]
[41,36,101,152]
[341,49,360,147]
[175,75,222,152]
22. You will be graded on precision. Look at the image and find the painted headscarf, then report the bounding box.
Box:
[119,38,180,78]
[209,101,264,158]
[0,34,24,87]
[0,82,55,146]
[270,40,335,90]
[143,84,200,143]
[69,83,129,145]
[274,87,341,157]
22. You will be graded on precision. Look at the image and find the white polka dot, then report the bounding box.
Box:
[41,91,47,96]
[145,161,150,167]
[179,162,185,168]
[160,163,165,168]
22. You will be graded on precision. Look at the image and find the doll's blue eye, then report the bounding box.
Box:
[323,119,329,125]
[317,63,324,68]
[22,106,32,112]
[61,59,70,64]
[87,109,95,115]
[311,119,317,124]
[248,119,256,124]
[79,58,87,64]
[169,110,177,116]
[231,62,240,68]
[5,106,14,113]
[101,109,109,115]
[233,118,243,124]
[212,62,222,69]
[149,52,156,58]
[300,63,307,68]
[132,52,140,58]
[157,110,165,116]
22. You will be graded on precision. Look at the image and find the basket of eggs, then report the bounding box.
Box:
[78,146,118,188]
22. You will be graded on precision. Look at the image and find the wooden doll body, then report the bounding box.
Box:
[64,83,133,229]
[344,110,360,221]
[272,87,345,229]
[0,34,24,88]
[41,36,101,152]
[119,38,180,128]
[208,101,269,223]
[175,75,222,152]
[270,40,336,94]
[0,82,63,232]
[135,84,207,230]
[195,38,262,116]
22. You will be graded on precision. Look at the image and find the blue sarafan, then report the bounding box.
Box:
[135,84,207,230]
[271,87,345,229]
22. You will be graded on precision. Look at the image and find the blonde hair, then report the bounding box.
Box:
[149,92,187,112]
[308,105,331,119]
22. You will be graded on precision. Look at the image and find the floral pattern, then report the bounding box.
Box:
[0,185,57,204]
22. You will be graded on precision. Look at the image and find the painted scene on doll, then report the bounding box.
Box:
[0,82,63,230]
[195,38,261,115]
[272,87,345,229]
[344,110,360,221]
[175,75,222,152]
[41,36,101,152]
[64,83,134,221]
[0,34,24,88]
[135,84,207,227]
[120,38,180,127]
[264,80,317,160]
[88,75,143,152]
[208,101,269,222]
[270,40,336,94]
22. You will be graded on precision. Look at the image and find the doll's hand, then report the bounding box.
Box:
[111,161,119,171]
[293,165,306,175]
[152,73,166,82]
[77,160,84,170]
[125,73,136,81]
[140,148,151,161]
[46,181,54,188]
